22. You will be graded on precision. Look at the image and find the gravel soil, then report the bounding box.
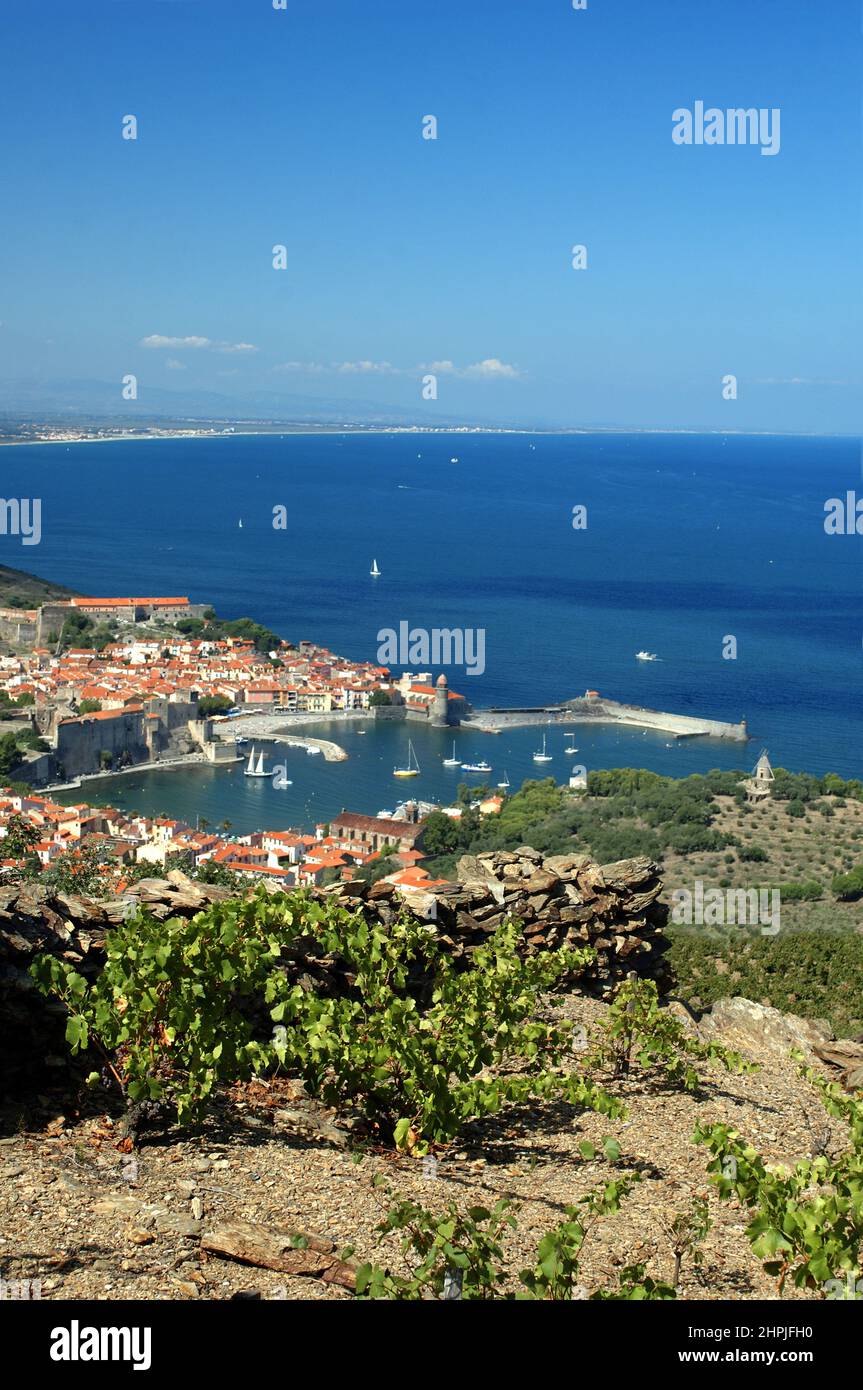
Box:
[0,993,847,1302]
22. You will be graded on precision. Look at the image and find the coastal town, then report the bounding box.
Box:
[0,786,506,899]
[0,592,470,782]
[0,585,752,902]
[1,593,406,721]
[0,590,485,899]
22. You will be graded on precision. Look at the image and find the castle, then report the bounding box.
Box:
[394,672,466,726]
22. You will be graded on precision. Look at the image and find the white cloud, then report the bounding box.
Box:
[754,376,850,387]
[335,360,398,375]
[463,358,522,379]
[422,360,458,375]
[141,335,211,350]
[272,361,328,374]
[273,359,400,375]
[273,356,523,380]
[418,357,522,380]
[140,334,257,354]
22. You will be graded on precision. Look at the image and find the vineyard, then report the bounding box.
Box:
[2,873,860,1301]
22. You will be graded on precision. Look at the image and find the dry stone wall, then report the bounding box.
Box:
[0,850,669,1108]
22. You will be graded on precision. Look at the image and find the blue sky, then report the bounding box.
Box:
[0,0,860,431]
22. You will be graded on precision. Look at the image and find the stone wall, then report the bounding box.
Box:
[0,849,669,1112]
[51,700,199,780]
[0,610,37,644]
[55,710,150,779]
[415,848,669,992]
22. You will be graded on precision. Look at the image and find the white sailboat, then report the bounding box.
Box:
[564,742,579,755]
[244,746,272,778]
[497,770,510,789]
[442,740,460,767]
[394,739,420,777]
[370,558,381,577]
[238,518,243,529]
[533,733,552,763]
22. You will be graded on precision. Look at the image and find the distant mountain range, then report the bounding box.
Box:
[0,376,486,427]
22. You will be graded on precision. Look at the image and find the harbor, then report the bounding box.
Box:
[213,710,357,761]
[51,715,756,836]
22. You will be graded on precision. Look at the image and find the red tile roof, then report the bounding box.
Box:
[72,597,190,608]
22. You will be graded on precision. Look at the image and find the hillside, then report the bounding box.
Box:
[0,991,848,1303]
[424,769,863,1035]
[2,866,861,1304]
[0,562,78,607]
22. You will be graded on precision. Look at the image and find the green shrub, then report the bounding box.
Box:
[696,1073,863,1295]
[832,866,863,901]
[668,927,863,1037]
[268,910,618,1151]
[32,890,618,1149]
[356,1179,676,1300]
[779,880,823,902]
[587,977,755,1092]
[30,896,280,1124]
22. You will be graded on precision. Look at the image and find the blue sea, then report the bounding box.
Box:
[2,431,859,831]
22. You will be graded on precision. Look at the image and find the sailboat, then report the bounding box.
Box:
[442,740,460,767]
[533,733,552,763]
[370,558,381,577]
[238,518,243,529]
[244,746,273,778]
[564,741,579,755]
[497,770,510,790]
[393,739,420,777]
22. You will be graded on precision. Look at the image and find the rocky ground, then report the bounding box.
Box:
[1,992,855,1303]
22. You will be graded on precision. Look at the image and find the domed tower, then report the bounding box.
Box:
[431,673,450,726]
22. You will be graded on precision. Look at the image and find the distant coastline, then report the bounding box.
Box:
[0,424,846,449]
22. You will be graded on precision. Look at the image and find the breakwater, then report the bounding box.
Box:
[467,695,748,743]
[213,712,352,761]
